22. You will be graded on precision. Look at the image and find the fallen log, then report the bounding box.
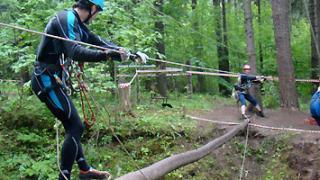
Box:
[116,119,250,180]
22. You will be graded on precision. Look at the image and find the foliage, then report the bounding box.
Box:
[0,0,315,99]
[0,0,317,179]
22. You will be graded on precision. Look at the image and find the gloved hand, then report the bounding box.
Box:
[104,48,130,62]
[131,51,148,64]
[119,48,131,62]
[261,76,268,82]
[256,76,266,82]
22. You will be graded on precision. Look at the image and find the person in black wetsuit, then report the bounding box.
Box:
[234,64,265,119]
[31,0,147,179]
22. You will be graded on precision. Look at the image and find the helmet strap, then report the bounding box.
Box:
[84,9,98,24]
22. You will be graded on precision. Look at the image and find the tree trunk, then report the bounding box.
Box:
[310,0,319,92]
[271,0,299,110]
[118,85,132,113]
[154,0,168,97]
[256,0,264,71]
[221,0,231,96]
[187,60,193,97]
[316,0,320,61]
[116,119,250,180]
[213,0,231,96]
[192,0,206,93]
[244,0,263,109]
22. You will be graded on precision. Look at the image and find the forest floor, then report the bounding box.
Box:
[187,100,320,179]
[2,88,320,179]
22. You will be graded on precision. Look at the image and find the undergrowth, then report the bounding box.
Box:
[0,84,307,179]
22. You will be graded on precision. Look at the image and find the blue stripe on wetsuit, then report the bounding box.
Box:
[67,11,76,40]
[40,74,63,111]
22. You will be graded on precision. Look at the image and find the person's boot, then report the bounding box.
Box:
[79,167,111,180]
[256,111,265,117]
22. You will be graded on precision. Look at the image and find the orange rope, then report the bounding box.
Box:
[76,64,96,128]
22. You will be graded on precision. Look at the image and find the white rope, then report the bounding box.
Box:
[148,58,238,75]
[129,71,139,85]
[0,22,238,75]
[54,119,68,180]
[0,79,21,83]
[186,71,320,83]
[239,124,250,180]
[86,87,146,178]
[2,22,319,82]
[186,115,320,134]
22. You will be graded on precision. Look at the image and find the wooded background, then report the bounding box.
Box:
[0,0,319,108]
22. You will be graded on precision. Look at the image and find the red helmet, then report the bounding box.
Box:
[243,64,251,70]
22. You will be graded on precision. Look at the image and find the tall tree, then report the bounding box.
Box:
[154,0,168,97]
[317,0,320,70]
[221,0,231,96]
[309,0,320,91]
[255,0,263,71]
[244,0,262,108]
[213,0,231,96]
[192,0,206,93]
[309,0,319,91]
[244,0,257,75]
[271,0,299,109]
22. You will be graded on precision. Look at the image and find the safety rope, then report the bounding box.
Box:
[186,71,320,83]
[79,86,96,128]
[147,58,238,74]
[239,123,250,180]
[0,22,238,75]
[86,90,148,180]
[129,71,139,85]
[2,22,320,81]
[54,119,69,180]
[75,69,147,178]
[186,115,320,134]
[75,66,96,128]
[0,79,21,83]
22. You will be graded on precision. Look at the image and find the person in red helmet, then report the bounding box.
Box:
[234,64,265,119]
[31,0,147,179]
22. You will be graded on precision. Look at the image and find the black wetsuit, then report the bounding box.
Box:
[31,9,121,179]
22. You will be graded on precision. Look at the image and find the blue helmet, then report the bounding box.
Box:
[89,0,105,11]
[76,0,105,11]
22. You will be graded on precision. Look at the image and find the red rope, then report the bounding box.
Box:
[76,64,96,128]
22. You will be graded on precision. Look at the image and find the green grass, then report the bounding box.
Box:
[0,88,305,179]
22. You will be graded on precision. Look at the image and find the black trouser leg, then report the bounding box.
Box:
[32,74,90,180]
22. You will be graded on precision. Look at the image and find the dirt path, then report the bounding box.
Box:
[189,104,320,136]
[188,104,320,179]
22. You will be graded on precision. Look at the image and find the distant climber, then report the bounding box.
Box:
[234,64,266,119]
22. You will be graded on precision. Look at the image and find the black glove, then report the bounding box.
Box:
[105,48,130,62]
